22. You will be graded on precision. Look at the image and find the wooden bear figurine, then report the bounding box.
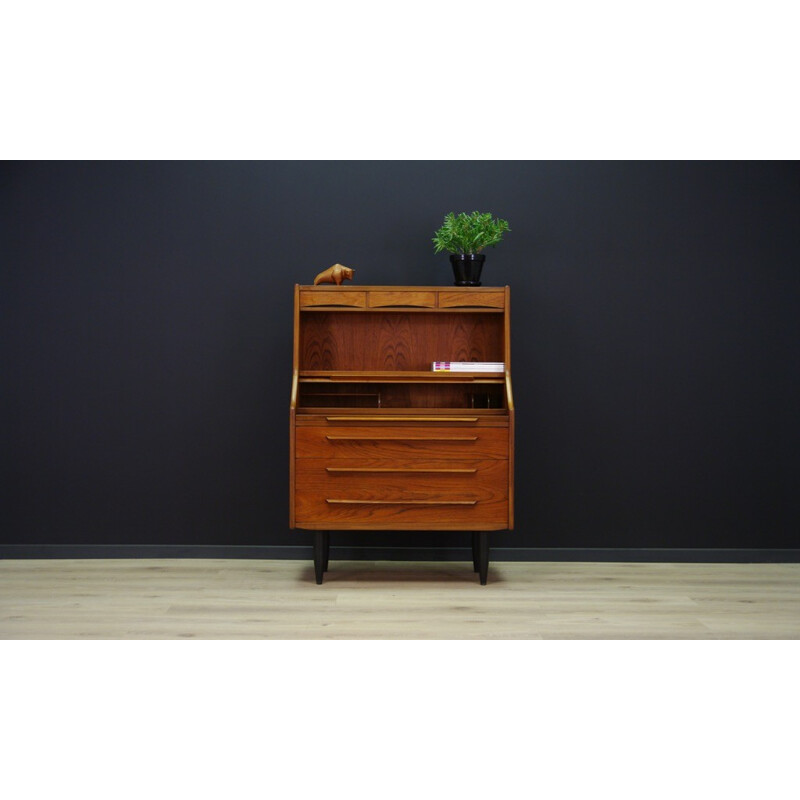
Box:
[314,263,354,286]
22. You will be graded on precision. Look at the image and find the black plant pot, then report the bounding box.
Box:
[450,254,485,287]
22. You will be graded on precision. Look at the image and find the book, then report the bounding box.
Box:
[432,361,505,372]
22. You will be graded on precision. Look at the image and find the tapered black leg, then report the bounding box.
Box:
[471,532,479,573]
[323,531,330,572]
[477,532,489,585]
[314,531,325,584]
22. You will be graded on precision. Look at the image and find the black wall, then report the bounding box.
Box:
[2,161,799,553]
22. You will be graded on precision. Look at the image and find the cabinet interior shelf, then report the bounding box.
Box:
[295,407,507,416]
[298,370,505,384]
[300,306,505,313]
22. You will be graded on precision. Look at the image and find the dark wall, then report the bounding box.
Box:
[2,161,799,551]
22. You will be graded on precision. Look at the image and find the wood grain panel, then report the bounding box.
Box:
[296,458,506,496]
[294,500,508,529]
[299,312,503,370]
[439,290,505,309]
[295,425,509,459]
[295,457,508,529]
[368,290,437,308]
[374,312,416,369]
[300,291,366,308]
[292,285,513,534]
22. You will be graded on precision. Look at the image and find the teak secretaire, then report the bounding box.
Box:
[289,285,514,584]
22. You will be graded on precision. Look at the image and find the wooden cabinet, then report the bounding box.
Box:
[290,285,514,584]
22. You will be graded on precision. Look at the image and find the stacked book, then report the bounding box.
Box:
[432,362,505,372]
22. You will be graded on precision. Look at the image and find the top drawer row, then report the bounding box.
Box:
[299,288,506,311]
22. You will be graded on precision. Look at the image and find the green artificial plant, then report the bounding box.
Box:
[432,211,511,255]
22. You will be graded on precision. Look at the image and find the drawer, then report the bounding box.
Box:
[295,425,509,460]
[295,459,508,529]
[300,290,367,309]
[438,290,505,309]
[367,290,437,309]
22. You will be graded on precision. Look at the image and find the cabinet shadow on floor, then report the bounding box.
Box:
[300,562,499,585]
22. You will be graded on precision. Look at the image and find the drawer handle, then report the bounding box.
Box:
[326,467,478,474]
[325,416,479,423]
[306,303,360,308]
[326,499,477,506]
[326,435,479,442]
[370,305,433,310]
[440,303,500,309]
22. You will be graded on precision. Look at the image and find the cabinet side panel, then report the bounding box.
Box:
[506,287,514,530]
[290,285,299,528]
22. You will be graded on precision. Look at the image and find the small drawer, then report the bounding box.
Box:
[438,290,505,309]
[295,425,509,460]
[300,290,367,309]
[368,290,437,309]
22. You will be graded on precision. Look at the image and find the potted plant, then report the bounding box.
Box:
[432,211,511,286]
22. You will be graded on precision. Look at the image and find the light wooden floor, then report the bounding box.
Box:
[1,558,798,639]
